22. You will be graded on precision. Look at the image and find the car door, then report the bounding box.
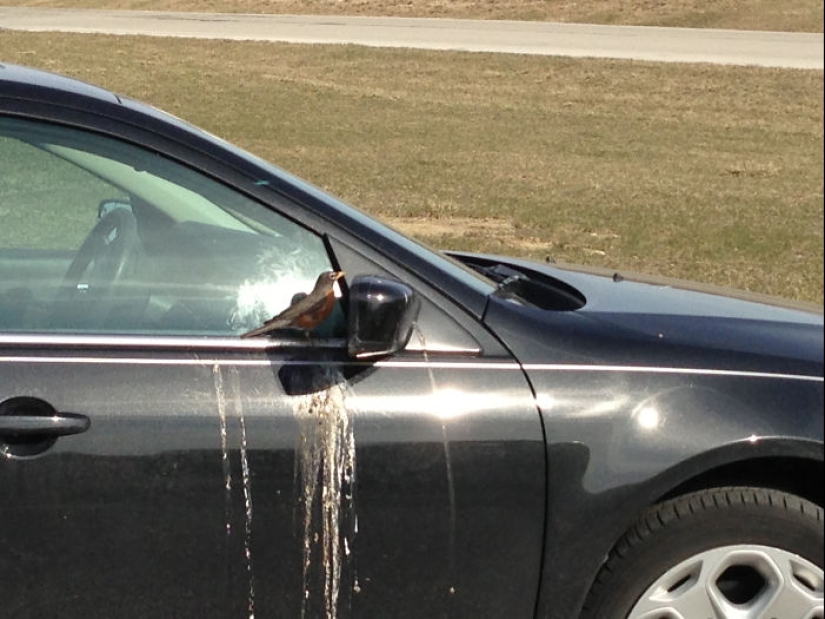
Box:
[0,116,342,617]
[0,113,547,618]
[303,239,547,619]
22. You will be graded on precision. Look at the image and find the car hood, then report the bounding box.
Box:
[538,261,820,321]
[446,252,824,373]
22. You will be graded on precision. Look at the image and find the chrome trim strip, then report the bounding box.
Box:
[375,361,519,370]
[0,334,479,355]
[0,333,336,350]
[0,346,818,382]
[522,364,824,383]
[0,356,518,369]
[0,356,274,367]
[399,344,482,355]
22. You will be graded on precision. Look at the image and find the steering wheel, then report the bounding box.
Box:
[53,208,141,327]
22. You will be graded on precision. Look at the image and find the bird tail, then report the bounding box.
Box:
[240,324,270,338]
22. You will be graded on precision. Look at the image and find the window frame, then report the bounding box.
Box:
[0,115,348,345]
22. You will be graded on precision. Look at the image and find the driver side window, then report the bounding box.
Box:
[0,135,126,252]
[0,117,343,338]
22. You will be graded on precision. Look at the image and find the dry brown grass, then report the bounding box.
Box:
[1,32,822,302]
[3,0,823,32]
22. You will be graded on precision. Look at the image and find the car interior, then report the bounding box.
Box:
[0,117,344,337]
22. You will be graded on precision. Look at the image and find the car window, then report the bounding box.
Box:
[0,117,343,338]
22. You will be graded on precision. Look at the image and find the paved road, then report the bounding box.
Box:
[1,7,823,69]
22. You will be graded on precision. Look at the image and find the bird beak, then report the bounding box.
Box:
[333,271,346,280]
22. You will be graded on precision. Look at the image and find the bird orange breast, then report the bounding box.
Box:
[294,294,336,330]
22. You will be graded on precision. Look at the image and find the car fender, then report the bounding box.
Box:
[529,371,823,618]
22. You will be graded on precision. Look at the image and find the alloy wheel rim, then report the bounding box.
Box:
[628,544,824,619]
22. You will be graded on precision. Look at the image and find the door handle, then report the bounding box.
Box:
[0,396,90,438]
[0,412,90,437]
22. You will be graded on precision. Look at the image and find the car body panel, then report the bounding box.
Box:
[453,252,823,373]
[469,257,824,617]
[1,64,823,618]
[0,343,546,617]
[1,64,547,615]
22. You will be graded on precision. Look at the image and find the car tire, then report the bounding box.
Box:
[580,486,824,619]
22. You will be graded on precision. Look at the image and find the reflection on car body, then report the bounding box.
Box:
[0,63,823,619]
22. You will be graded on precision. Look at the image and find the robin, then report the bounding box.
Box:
[241,271,345,338]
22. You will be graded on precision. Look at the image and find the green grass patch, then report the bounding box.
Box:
[1,33,822,302]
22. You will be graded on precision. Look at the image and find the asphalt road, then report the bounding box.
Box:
[1,7,823,69]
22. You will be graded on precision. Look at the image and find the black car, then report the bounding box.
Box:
[1,63,822,619]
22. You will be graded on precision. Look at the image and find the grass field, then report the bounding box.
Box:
[4,0,824,32]
[1,32,823,302]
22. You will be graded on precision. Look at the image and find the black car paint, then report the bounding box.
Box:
[0,64,545,616]
[1,64,823,618]
[454,252,824,615]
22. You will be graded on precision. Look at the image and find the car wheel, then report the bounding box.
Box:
[581,486,824,619]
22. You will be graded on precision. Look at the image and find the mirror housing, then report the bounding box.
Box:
[347,275,420,359]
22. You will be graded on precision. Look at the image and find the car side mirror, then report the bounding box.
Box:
[347,275,421,359]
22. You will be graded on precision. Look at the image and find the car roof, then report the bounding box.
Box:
[0,62,121,105]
